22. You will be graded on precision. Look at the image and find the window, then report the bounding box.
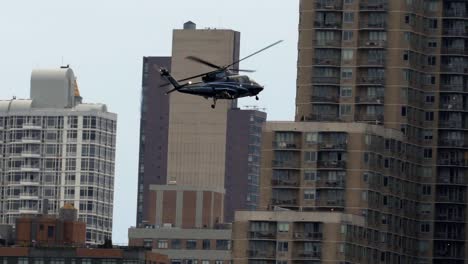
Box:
[422,185,431,195]
[216,240,230,250]
[425,112,434,121]
[18,258,28,264]
[202,239,211,250]
[47,226,54,238]
[423,130,433,140]
[278,223,289,232]
[340,105,351,116]
[304,170,316,181]
[304,190,316,200]
[425,94,435,103]
[424,149,432,158]
[401,106,407,117]
[344,0,353,4]
[343,31,353,41]
[341,68,353,79]
[305,132,317,143]
[428,19,437,29]
[144,239,153,248]
[428,41,437,48]
[427,56,436,66]
[420,223,430,233]
[342,49,354,61]
[171,239,181,249]
[277,241,288,252]
[304,152,316,162]
[343,12,354,23]
[186,240,197,249]
[158,240,168,249]
[340,86,352,97]
[403,51,409,61]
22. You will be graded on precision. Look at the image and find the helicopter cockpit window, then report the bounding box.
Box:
[232,76,250,83]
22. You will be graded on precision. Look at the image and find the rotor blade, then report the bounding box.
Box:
[224,40,283,69]
[159,82,171,88]
[166,87,178,94]
[186,56,222,69]
[176,69,222,82]
[228,68,256,73]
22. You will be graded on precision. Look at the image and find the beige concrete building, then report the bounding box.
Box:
[167,24,240,190]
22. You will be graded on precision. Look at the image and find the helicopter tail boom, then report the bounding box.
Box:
[159,68,185,94]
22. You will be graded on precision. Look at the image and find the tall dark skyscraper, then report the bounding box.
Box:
[136,57,171,226]
[225,108,266,222]
[233,1,468,263]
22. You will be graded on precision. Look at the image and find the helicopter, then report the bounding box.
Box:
[159,40,283,108]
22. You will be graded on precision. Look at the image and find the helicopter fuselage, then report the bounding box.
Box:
[178,77,264,100]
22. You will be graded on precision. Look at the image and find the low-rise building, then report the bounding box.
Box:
[128,226,231,264]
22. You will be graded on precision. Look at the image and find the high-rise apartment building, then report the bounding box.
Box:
[225,108,266,222]
[136,57,171,226]
[0,67,117,244]
[233,0,468,263]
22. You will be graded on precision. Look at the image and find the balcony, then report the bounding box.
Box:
[306,114,340,122]
[22,123,42,129]
[317,160,346,169]
[314,40,342,48]
[356,114,384,123]
[441,47,468,56]
[356,95,384,104]
[444,9,467,18]
[358,40,387,48]
[292,251,321,260]
[439,120,468,129]
[271,179,299,187]
[440,103,468,112]
[21,137,41,143]
[315,1,343,10]
[438,139,468,148]
[359,21,387,29]
[435,215,466,222]
[315,179,345,188]
[316,199,345,207]
[19,194,39,200]
[19,208,39,214]
[20,165,40,172]
[435,195,466,204]
[317,142,347,151]
[293,232,323,241]
[358,59,385,67]
[314,58,341,67]
[359,1,388,11]
[272,160,300,169]
[273,141,300,150]
[440,65,468,74]
[440,84,467,93]
[314,21,342,29]
[435,232,465,241]
[249,231,277,240]
[272,198,298,206]
[311,95,339,103]
[357,76,385,85]
[247,250,276,259]
[443,28,467,37]
[312,76,340,85]
[20,179,40,186]
[437,159,468,167]
[21,151,41,158]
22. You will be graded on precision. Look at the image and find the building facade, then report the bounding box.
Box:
[128,225,231,264]
[136,57,171,226]
[233,0,468,263]
[224,108,266,222]
[136,22,243,228]
[0,67,117,244]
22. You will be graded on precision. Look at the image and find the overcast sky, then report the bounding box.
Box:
[0,0,299,243]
